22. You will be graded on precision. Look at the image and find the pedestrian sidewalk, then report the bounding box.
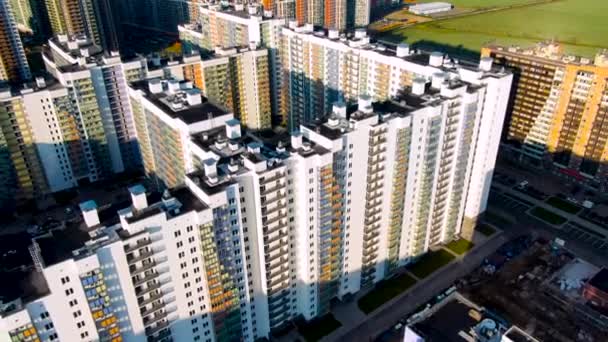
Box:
[323,230,506,341]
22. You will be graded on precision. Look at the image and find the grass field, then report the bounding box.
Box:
[445,239,475,255]
[418,0,540,8]
[357,273,417,314]
[408,249,456,279]
[379,0,608,57]
[546,197,582,214]
[530,207,568,225]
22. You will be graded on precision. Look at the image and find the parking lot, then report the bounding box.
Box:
[561,223,608,254]
[488,191,532,213]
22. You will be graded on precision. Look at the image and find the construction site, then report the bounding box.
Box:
[457,235,607,342]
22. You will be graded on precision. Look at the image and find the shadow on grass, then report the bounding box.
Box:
[407,249,456,279]
[445,239,475,255]
[295,314,342,342]
[357,273,417,314]
[530,206,568,225]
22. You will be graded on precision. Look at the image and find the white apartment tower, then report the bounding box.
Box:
[0,68,510,339]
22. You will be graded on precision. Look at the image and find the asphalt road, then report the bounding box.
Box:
[332,232,510,341]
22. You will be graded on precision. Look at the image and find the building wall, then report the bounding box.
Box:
[483,45,608,189]
[0,0,30,83]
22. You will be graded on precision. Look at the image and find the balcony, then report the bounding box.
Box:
[268,273,291,289]
[127,249,154,265]
[267,247,289,263]
[369,147,386,156]
[264,232,289,245]
[138,291,163,307]
[147,328,171,342]
[366,191,382,202]
[144,310,168,327]
[266,257,289,271]
[266,265,289,278]
[136,281,162,297]
[130,260,157,276]
[263,212,288,229]
[261,172,285,185]
[145,320,169,336]
[261,192,287,206]
[265,238,288,254]
[263,202,286,217]
[261,183,285,196]
[268,297,290,313]
[133,271,160,287]
[268,288,290,303]
[140,301,165,317]
[124,237,152,253]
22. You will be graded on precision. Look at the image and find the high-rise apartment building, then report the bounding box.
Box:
[179,4,286,125]
[0,88,48,211]
[128,78,235,190]
[0,35,147,205]
[0,182,254,342]
[41,35,147,182]
[8,0,35,33]
[43,0,119,51]
[482,43,608,189]
[44,0,97,42]
[295,0,369,30]
[0,68,509,338]
[201,47,272,130]
[280,26,512,136]
[0,0,31,83]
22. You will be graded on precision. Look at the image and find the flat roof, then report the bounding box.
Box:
[130,80,230,125]
[588,268,608,293]
[411,298,480,342]
[36,226,92,266]
[504,326,539,342]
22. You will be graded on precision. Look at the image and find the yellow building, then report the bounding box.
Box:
[0,89,48,209]
[482,42,608,189]
[201,48,272,130]
[0,0,30,83]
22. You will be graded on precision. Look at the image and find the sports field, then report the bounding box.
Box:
[378,0,608,57]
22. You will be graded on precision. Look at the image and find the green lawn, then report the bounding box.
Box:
[418,0,541,8]
[296,314,342,342]
[357,273,417,314]
[408,249,456,279]
[530,207,568,225]
[445,239,475,255]
[476,223,497,236]
[546,197,581,214]
[379,0,608,57]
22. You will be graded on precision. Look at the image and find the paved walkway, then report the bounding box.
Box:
[323,231,509,341]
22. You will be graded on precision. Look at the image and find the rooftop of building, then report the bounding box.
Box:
[130,78,231,124]
[35,226,92,266]
[407,292,506,342]
[484,41,608,67]
[44,35,128,72]
[199,3,272,20]
[119,186,208,229]
[546,258,599,300]
[503,326,540,342]
[283,25,509,77]
[587,268,608,293]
